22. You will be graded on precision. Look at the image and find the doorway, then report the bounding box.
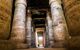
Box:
[31,10,47,48]
[35,28,45,48]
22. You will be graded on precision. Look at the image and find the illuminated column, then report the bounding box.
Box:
[49,0,69,47]
[46,12,54,47]
[26,10,32,47]
[10,0,27,48]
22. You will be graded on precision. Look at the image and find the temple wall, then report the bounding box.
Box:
[62,0,80,48]
[0,0,16,50]
[0,0,13,39]
[62,0,80,36]
[0,0,80,49]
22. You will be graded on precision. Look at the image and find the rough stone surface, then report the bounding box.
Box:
[10,0,27,49]
[67,36,80,47]
[62,0,80,36]
[26,10,32,47]
[0,0,13,39]
[46,12,53,47]
[62,0,80,48]
[50,0,69,41]
[49,0,69,47]
[0,0,80,49]
[0,40,15,50]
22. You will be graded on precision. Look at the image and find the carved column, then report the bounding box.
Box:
[10,0,27,48]
[49,0,69,47]
[26,9,32,48]
[46,11,53,47]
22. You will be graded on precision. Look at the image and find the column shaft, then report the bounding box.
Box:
[26,10,32,47]
[46,12,53,47]
[10,0,27,48]
[49,0,69,47]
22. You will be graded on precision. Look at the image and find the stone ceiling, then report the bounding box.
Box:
[27,0,49,8]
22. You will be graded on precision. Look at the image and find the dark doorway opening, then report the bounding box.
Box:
[31,10,48,48]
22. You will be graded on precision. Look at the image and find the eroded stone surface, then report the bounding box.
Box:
[10,0,27,48]
[0,40,15,50]
[0,0,13,39]
[67,36,80,47]
[62,0,80,36]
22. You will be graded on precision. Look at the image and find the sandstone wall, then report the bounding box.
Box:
[62,0,80,36]
[62,0,80,48]
[0,0,13,39]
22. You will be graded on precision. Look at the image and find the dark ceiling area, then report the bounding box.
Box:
[32,10,46,19]
[27,0,49,8]
[32,11,46,28]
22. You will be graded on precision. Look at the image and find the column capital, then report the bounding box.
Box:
[15,0,27,6]
[49,0,62,5]
[49,0,62,9]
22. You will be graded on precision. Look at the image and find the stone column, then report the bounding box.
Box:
[49,0,69,47]
[26,9,32,48]
[46,11,53,47]
[10,0,27,48]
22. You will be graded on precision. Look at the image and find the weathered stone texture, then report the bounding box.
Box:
[68,36,80,47]
[49,0,69,47]
[0,0,13,39]
[10,0,27,48]
[50,0,69,41]
[47,12,53,47]
[26,10,32,47]
[62,0,80,36]
[62,0,80,48]
[0,40,15,50]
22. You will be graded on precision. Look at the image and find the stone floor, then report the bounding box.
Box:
[16,48,66,50]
